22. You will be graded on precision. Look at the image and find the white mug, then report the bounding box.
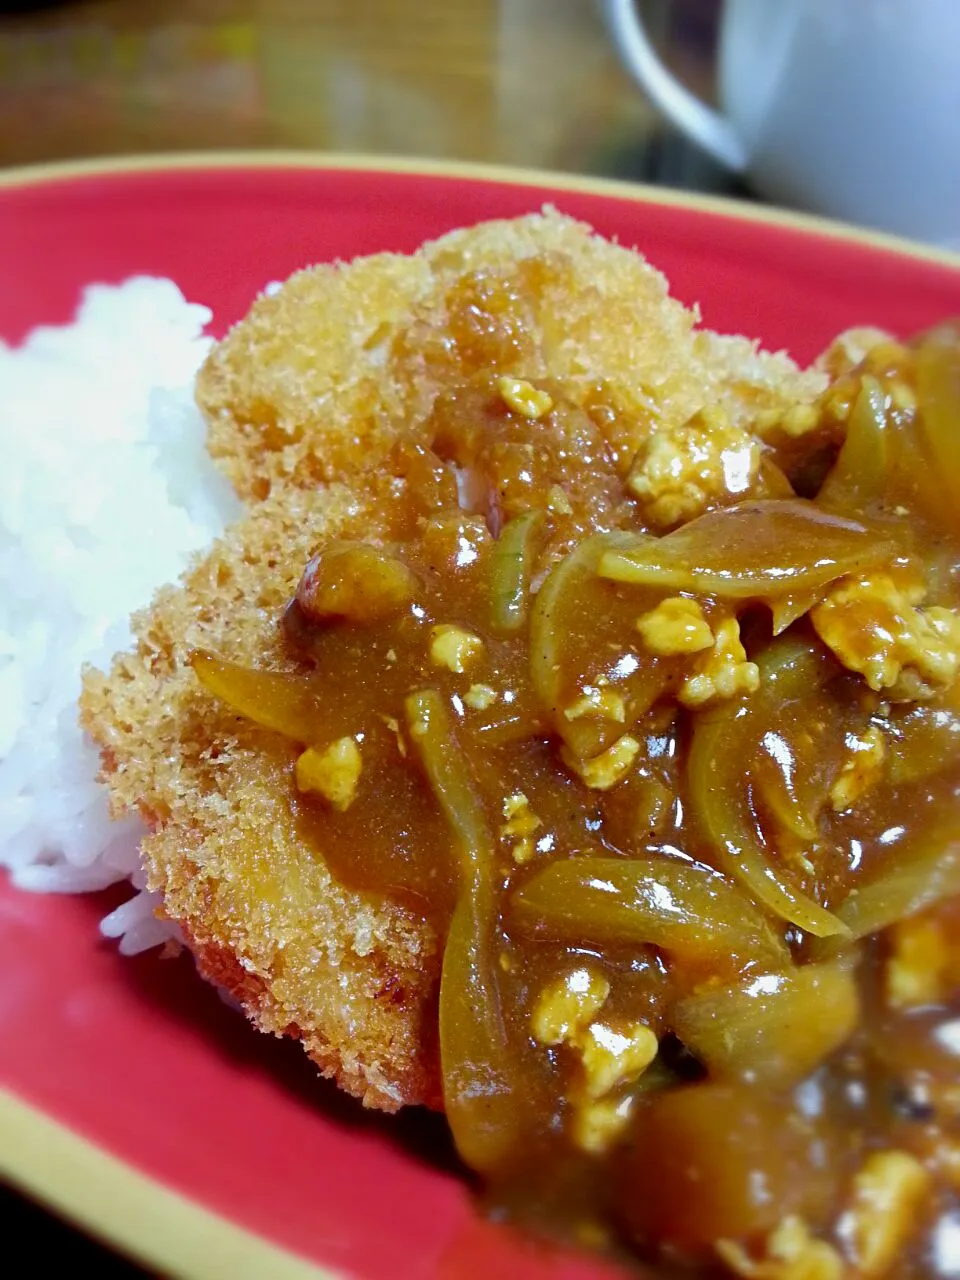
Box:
[603,0,960,248]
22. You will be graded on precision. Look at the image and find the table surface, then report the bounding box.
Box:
[0,1,736,1275]
[0,0,734,188]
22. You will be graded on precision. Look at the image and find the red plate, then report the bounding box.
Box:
[2,155,960,1280]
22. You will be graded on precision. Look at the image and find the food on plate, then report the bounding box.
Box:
[79,211,960,1275]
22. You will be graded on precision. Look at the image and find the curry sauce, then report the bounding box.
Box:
[188,305,960,1279]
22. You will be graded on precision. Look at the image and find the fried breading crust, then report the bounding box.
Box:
[81,210,826,1111]
[198,208,824,502]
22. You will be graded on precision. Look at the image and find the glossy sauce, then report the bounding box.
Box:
[195,281,960,1278]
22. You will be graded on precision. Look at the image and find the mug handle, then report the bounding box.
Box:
[602,0,748,171]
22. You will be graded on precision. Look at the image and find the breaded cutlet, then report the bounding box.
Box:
[80,210,827,1111]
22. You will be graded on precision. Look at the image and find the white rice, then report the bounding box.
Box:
[0,278,240,952]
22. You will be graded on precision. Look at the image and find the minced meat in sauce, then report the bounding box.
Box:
[193,296,960,1279]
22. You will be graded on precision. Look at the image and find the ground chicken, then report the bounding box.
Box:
[829,724,886,812]
[718,1217,847,1280]
[679,617,760,708]
[839,1151,931,1277]
[626,406,761,529]
[811,573,960,700]
[636,595,714,656]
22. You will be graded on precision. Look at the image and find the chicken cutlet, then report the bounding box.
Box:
[82,210,824,1111]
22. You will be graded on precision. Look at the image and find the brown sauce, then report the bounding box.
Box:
[193,301,960,1277]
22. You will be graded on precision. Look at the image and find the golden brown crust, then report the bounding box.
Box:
[81,486,441,1110]
[198,208,825,502]
[82,209,828,1112]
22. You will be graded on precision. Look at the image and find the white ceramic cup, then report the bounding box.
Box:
[603,0,960,247]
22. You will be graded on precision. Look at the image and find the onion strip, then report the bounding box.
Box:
[817,376,889,512]
[597,499,896,601]
[687,638,848,938]
[670,959,859,1085]
[529,531,638,755]
[404,690,492,878]
[510,855,788,966]
[404,689,520,1175]
[814,831,960,957]
[191,650,326,743]
[489,510,544,635]
[916,324,960,535]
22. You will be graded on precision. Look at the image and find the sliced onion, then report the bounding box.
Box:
[769,587,824,635]
[191,650,326,743]
[510,855,788,967]
[817,376,889,513]
[670,959,859,1085]
[687,637,848,938]
[404,689,527,1175]
[915,323,960,536]
[438,887,521,1175]
[404,689,492,876]
[489,510,545,635]
[886,704,960,786]
[749,638,850,842]
[530,531,672,756]
[530,532,630,713]
[815,828,960,956]
[598,499,897,601]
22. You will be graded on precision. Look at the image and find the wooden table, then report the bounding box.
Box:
[0,0,721,181]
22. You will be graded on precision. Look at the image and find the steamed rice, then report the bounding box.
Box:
[0,278,239,951]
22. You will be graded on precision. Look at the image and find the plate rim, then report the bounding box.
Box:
[0,1089,336,1279]
[2,148,960,272]
[3,146,959,1280]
